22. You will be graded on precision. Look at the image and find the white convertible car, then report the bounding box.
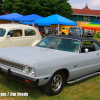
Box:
[0,35,100,96]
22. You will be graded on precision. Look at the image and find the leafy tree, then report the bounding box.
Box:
[3,0,73,18]
[0,0,5,15]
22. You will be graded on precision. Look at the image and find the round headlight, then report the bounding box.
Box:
[23,66,30,73]
[30,68,36,76]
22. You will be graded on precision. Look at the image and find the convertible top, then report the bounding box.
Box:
[47,35,100,46]
[49,35,92,40]
[49,35,100,43]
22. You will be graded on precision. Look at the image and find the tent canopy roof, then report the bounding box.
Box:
[14,14,44,22]
[34,14,77,26]
[19,21,50,26]
[0,13,23,21]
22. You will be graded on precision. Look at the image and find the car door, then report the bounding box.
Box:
[4,29,23,47]
[69,41,100,80]
[22,28,40,46]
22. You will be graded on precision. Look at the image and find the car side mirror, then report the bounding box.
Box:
[85,48,89,53]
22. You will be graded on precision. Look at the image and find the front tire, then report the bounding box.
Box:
[42,70,65,96]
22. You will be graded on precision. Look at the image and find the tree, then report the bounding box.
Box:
[0,0,5,15]
[3,0,73,18]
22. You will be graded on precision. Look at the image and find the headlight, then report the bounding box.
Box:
[23,66,30,73]
[30,68,36,76]
[23,66,36,77]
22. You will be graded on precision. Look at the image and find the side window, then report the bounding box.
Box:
[7,29,22,37]
[0,28,6,37]
[81,41,95,53]
[94,42,100,50]
[25,29,36,36]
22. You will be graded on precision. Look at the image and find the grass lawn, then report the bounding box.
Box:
[93,35,100,41]
[0,35,100,100]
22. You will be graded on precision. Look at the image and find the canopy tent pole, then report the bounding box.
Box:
[33,22,34,26]
[77,25,79,36]
[58,24,59,35]
[53,25,54,34]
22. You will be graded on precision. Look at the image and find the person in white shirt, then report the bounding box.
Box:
[44,27,49,36]
[35,24,39,31]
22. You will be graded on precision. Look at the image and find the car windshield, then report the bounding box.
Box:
[62,28,69,30]
[70,28,81,35]
[84,30,91,32]
[36,37,80,53]
[85,30,92,33]
[0,28,6,37]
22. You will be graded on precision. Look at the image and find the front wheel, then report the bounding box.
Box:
[42,70,65,96]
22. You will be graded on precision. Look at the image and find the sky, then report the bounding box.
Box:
[68,0,100,10]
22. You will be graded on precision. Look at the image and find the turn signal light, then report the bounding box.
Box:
[24,79,29,83]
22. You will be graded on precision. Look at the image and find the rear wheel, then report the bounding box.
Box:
[42,70,65,96]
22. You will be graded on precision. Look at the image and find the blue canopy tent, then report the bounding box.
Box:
[14,14,44,26]
[19,21,34,25]
[34,14,77,34]
[14,14,44,25]
[19,21,50,26]
[0,13,23,21]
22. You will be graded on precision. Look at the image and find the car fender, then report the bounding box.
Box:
[36,56,75,86]
[31,39,41,46]
[38,68,69,86]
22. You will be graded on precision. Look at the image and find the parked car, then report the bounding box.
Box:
[69,27,83,37]
[59,27,69,35]
[0,35,100,96]
[0,24,42,48]
[97,32,100,38]
[84,30,94,38]
[41,26,52,34]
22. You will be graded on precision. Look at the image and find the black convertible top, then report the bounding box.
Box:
[48,35,100,45]
[49,35,93,41]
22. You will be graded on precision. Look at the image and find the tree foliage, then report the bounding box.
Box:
[3,0,73,18]
[0,0,4,15]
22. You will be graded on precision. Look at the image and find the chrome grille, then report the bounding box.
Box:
[0,58,24,71]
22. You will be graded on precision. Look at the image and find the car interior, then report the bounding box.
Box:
[81,41,96,53]
[8,29,22,37]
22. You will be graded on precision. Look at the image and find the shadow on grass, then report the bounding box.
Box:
[0,75,45,99]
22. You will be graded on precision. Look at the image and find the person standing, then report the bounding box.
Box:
[35,24,39,31]
[34,24,43,37]
[45,27,49,36]
[55,26,58,35]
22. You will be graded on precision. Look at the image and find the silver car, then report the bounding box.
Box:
[0,35,100,96]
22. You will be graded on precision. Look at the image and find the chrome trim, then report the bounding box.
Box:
[0,58,24,71]
[67,72,100,84]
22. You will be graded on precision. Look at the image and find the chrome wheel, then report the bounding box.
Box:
[42,70,65,96]
[51,74,62,91]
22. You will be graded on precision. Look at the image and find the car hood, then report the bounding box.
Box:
[0,46,77,65]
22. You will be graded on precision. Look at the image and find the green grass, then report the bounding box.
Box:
[0,36,100,100]
[93,35,100,41]
[1,75,100,100]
